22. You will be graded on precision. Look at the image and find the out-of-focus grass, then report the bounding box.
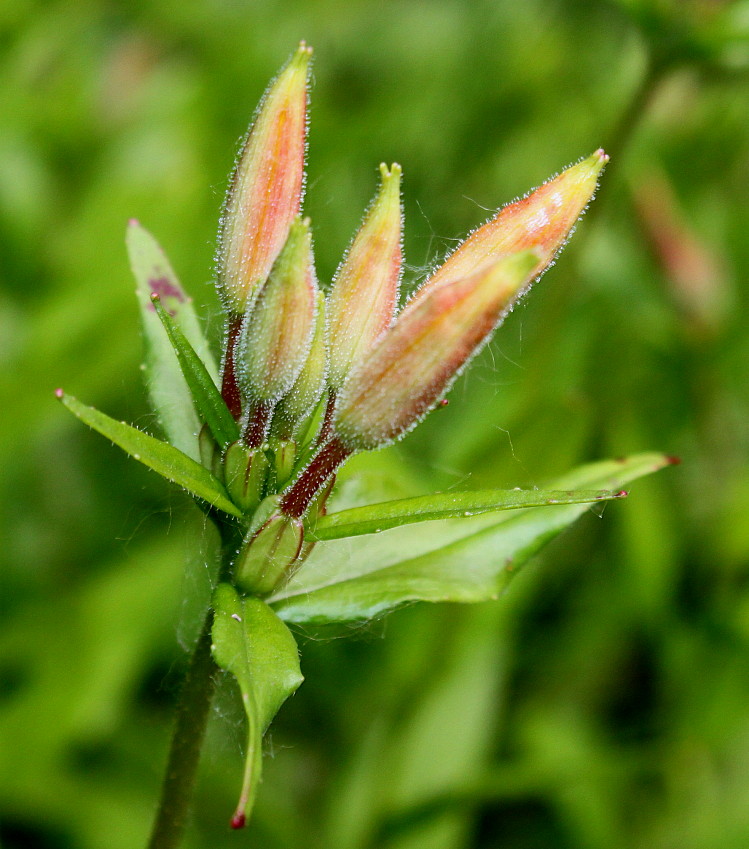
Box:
[1,1,748,847]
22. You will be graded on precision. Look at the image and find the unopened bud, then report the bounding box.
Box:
[410,150,607,306]
[235,512,304,595]
[217,43,312,314]
[237,217,318,404]
[274,291,327,435]
[223,441,270,513]
[334,250,539,450]
[327,163,403,388]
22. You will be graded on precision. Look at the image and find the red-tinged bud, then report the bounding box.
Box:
[327,163,403,389]
[334,250,539,450]
[274,291,328,436]
[237,216,318,406]
[217,43,312,314]
[235,512,304,596]
[410,150,608,307]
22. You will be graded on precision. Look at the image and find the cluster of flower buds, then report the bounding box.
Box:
[210,42,607,597]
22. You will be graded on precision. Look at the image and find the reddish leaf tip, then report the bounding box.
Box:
[230,813,246,830]
[614,489,629,498]
[128,218,140,227]
[54,387,64,399]
[595,148,609,163]
[439,399,449,407]
[665,455,682,466]
[150,292,161,303]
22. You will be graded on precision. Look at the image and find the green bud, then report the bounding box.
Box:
[223,441,270,513]
[237,217,318,404]
[274,291,327,436]
[235,512,304,596]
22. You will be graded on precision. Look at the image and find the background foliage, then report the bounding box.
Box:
[1,0,748,846]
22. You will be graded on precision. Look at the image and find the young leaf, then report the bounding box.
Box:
[308,488,628,541]
[57,391,242,518]
[269,453,675,623]
[151,294,239,450]
[127,220,219,461]
[211,583,304,828]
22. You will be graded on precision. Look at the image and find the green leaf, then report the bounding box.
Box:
[211,583,304,826]
[309,488,628,541]
[151,294,239,450]
[270,453,674,623]
[58,392,242,518]
[127,220,219,461]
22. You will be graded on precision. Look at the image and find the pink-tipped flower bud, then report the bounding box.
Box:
[334,250,539,450]
[326,163,403,388]
[217,43,312,314]
[237,216,318,405]
[409,150,608,307]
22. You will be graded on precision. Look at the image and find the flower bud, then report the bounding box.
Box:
[334,250,539,450]
[217,43,312,314]
[327,163,403,388]
[235,512,304,596]
[274,291,327,434]
[237,216,318,404]
[410,150,607,306]
[224,441,270,513]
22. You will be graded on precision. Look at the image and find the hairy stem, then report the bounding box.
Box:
[221,316,243,420]
[147,614,216,849]
[147,520,241,849]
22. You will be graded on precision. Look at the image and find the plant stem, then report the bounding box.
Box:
[147,613,216,849]
[147,520,241,849]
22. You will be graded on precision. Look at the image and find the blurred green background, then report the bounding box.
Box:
[2,0,749,846]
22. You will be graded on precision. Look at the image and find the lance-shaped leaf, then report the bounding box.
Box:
[217,43,312,315]
[211,584,304,828]
[237,216,318,403]
[409,150,608,307]
[127,220,218,461]
[327,163,403,389]
[151,294,239,450]
[269,453,675,623]
[308,488,628,541]
[334,250,539,451]
[57,391,242,518]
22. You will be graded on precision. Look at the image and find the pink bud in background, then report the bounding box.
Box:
[217,43,312,314]
[326,163,403,389]
[634,169,730,335]
[334,250,539,450]
[409,150,608,307]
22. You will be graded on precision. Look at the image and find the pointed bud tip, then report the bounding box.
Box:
[128,218,140,227]
[594,148,609,163]
[54,387,64,399]
[291,42,313,68]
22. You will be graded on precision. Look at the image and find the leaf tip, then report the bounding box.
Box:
[54,387,64,399]
[230,812,246,830]
[128,217,140,227]
[665,455,682,466]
